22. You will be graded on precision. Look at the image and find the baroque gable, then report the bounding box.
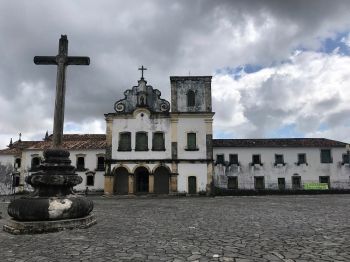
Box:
[114,79,170,114]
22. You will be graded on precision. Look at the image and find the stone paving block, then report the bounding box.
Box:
[0,195,350,262]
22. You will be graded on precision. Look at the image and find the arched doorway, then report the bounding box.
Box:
[114,167,129,195]
[188,176,197,194]
[135,166,149,193]
[154,166,170,194]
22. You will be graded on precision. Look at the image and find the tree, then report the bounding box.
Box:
[0,162,13,188]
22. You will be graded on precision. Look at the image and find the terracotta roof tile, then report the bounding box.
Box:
[0,134,106,154]
[28,134,106,150]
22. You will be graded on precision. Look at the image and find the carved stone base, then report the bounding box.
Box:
[3,214,96,235]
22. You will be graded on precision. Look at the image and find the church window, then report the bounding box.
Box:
[186,132,197,150]
[187,90,195,107]
[229,154,239,165]
[135,132,148,151]
[216,154,225,165]
[31,157,40,171]
[76,157,85,171]
[86,173,95,186]
[252,154,261,165]
[152,132,165,151]
[15,158,21,168]
[118,132,131,151]
[320,149,332,163]
[96,156,105,171]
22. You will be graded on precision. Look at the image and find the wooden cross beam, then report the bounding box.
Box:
[34,35,90,148]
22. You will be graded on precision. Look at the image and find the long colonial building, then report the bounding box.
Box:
[1,75,350,194]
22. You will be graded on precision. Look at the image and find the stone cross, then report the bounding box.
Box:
[34,35,90,148]
[138,65,147,80]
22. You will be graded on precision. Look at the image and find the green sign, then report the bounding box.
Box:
[304,183,329,190]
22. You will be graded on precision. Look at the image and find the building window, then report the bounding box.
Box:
[135,132,148,151]
[297,153,307,165]
[229,154,239,165]
[118,132,131,151]
[15,158,21,168]
[187,90,195,107]
[86,172,95,186]
[227,177,238,189]
[31,157,40,171]
[342,154,349,165]
[186,132,198,151]
[320,149,332,163]
[274,154,285,166]
[252,154,262,165]
[152,132,165,151]
[216,154,225,165]
[96,156,105,171]
[76,156,86,171]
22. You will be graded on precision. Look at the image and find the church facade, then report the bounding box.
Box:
[103,75,214,195]
[1,74,350,195]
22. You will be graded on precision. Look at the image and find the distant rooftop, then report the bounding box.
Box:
[0,134,106,155]
[212,138,348,148]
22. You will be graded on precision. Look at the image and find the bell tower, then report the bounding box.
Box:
[170,76,212,113]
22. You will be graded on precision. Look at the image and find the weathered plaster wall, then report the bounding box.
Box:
[23,149,105,191]
[177,163,208,193]
[111,109,171,160]
[213,147,350,189]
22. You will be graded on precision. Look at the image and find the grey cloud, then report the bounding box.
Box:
[1,0,350,147]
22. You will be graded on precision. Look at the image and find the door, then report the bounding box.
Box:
[292,176,301,190]
[135,167,149,193]
[228,177,238,189]
[254,176,265,189]
[188,176,197,194]
[278,178,285,190]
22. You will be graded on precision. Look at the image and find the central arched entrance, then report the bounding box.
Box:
[135,166,149,193]
[154,166,170,194]
[114,167,129,195]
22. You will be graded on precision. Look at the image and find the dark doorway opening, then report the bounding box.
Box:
[254,176,265,189]
[278,178,285,190]
[227,176,238,189]
[188,176,197,194]
[292,176,301,190]
[135,167,149,193]
[319,176,330,189]
[114,167,129,195]
[154,166,170,194]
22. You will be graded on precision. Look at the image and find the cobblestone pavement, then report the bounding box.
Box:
[0,195,349,262]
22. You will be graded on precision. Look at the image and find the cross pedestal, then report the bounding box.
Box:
[4,36,96,234]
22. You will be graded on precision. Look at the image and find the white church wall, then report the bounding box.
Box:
[111,109,171,160]
[177,163,207,193]
[213,147,350,189]
[177,117,207,160]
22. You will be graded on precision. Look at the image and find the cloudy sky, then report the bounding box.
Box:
[1,0,350,148]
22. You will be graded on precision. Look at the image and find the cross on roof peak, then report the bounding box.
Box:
[138,65,147,80]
